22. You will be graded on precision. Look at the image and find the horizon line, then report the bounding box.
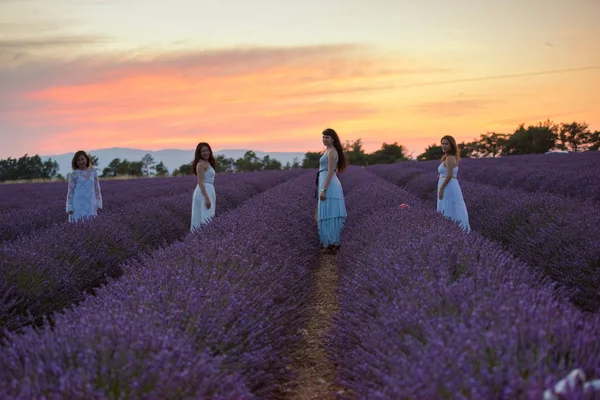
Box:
[35,146,312,158]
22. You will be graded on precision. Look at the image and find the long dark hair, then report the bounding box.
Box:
[71,150,92,170]
[192,142,216,174]
[323,128,347,172]
[440,135,461,164]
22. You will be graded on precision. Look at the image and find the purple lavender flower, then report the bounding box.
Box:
[0,171,317,399]
[0,169,306,340]
[367,157,600,312]
[329,168,600,399]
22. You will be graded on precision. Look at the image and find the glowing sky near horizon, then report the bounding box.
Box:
[1,0,599,158]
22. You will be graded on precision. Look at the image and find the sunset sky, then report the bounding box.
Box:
[1,0,599,159]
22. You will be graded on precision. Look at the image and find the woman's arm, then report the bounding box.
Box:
[93,169,103,209]
[66,172,76,214]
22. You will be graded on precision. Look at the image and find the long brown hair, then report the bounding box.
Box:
[323,128,347,172]
[192,142,216,174]
[71,150,92,170]
[441,135,461,164]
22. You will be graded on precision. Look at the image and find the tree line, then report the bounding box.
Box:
[0,153,168,182]
[417,120,599,160]
[300,140,408,169]
[100,154,169,178]
[0,154,60,182]
[1,119,598,182]
[171,151,299,175]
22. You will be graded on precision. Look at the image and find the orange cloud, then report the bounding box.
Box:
[17,45,450,154]
[3,43,599,158]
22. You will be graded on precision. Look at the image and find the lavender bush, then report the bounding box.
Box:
[0,169,306,338]
[0,175,193,215]
[0,174,240,241]
[368,163,600,312]
[367,165,434,201]
[329,169,600,399]
[461,181,600,312]
[396,151,600,202]
[0,172,318,399]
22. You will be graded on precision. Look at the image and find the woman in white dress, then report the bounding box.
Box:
[437,135,471,232]
[190,142,217,231]
[66,150,102,222]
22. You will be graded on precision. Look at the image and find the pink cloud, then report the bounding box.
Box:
[3,44,450,154]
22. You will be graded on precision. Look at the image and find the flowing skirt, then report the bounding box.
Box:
[191,183,216,231]
[437,178,470,232]
[317,172,347,246]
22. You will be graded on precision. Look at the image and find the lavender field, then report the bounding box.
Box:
[1,153,599,399]
[367,151,600,312]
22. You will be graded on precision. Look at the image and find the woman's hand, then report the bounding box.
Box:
[205,197,212,209]
[438,188,444,200]
[319,189,326,201]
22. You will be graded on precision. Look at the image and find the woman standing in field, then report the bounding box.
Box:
[66,150,102,222]
[191,142,217,231]
[316,128,347,254]
[437,135,471,232]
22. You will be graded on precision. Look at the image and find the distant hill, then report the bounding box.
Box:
[41,147,307,175]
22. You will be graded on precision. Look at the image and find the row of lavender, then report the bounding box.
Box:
[1,169,305,339]
[405,151,600,202]
[368,163,600,312]
[0,175,201,241]
[0,172,319,399]
[0,175,196,214]
[329,169,600,399]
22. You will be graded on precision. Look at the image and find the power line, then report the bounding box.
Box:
[0,64,598,113]
[389,65,600,88]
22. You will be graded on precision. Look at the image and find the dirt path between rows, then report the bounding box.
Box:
[275,253,345,399]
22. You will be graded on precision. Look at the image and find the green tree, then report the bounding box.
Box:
[343,138,368,166]
[141,153,156,176]
[89,154,99,168]
[417,144,444,161]
[502,120,558,155]
[558,121,591,152]
[261,155,282,170]
[101,158,143,177]
[587,130,600,151]
[42,158,59,179]
[0,154,59,181]
[302,151,322,169]
[368,142,408,164]
[173,163,193,176]
[477,132,509,157]
[215,154,234,173]
[123,160,144,176]
[102,158,121,177]
[459,141,478,158]
[155,161,169,176]
[234,151,262,172]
